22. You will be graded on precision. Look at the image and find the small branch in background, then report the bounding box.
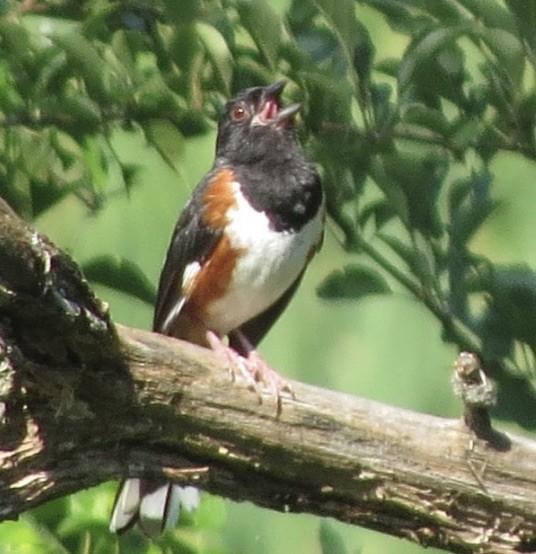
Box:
[452,351,510,451]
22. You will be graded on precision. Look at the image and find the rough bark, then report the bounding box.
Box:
[1,199,536,553]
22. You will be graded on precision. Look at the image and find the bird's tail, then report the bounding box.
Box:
[109,478,200,537]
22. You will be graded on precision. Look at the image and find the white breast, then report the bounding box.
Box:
[204,182,323,335]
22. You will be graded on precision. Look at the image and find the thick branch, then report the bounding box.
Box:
[1,200,536,554]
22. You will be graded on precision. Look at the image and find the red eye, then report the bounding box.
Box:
[231,104,247,121]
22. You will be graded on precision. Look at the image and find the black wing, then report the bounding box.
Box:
[153,177,222,334]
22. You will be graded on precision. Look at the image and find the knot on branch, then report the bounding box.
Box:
[452,351,510,451]
[0,199,120,370]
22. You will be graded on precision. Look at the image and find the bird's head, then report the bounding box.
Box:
[215,81,301,164]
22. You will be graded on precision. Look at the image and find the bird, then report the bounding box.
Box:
[109,80,324,537]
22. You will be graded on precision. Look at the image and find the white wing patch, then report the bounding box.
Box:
[160,261,201,333]
[181,261,202,296]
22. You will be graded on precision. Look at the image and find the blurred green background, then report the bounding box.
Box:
[2,0,536,552]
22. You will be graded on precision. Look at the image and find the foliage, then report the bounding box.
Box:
[2,0,536,552]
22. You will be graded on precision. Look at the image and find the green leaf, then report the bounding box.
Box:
[359,199,396,229]
[176,110,211,137]
[381,231,439,288]
[457,0,516,32]
[422,0,469,24]
[482,265,536,355]
[448,117,481,155]
[20,130,52,182]
[288,0,317,32]
[398,24,473,96]
[110,30,136,78]
[449,171,496,247]
[0,20,31,63]
[161,0,200,24]
[301,73,354,131]
[352,19,375,86]
[370,82,396,130]
[312,0,359,54]
[143,119,185,170]
[504,0,536,51]
[379,233,418,273]
[451,199,497,248]
[448,175,473,215]
[375,57,399,78]
[288,25,340,67]
[477,27,525,87]
[119,163,140,195]
[196,22,232,94]
[319,520,349,554]
[402,104,450,137]
[478,63,513,115]
[169,23,203,75]
[237,0,282,69]
[52,32,110,103]
[3,169,32,219]
[82,135,108,199]
[50,128,84,172]
[317,264,391,300]
[33,49,69,98]
[235,56,274,87]
[44,93,103,131]
[137,75,181,116]
[306,0,374,83]
[369,155,410,228]
[362,0,434,36]
[371,150,447,237]
[82,255,156,305]
[517,91,536,147]
[0,61,24,113]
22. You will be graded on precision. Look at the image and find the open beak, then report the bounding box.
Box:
[253,80,301,128]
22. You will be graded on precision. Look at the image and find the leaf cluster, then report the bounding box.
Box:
[298,0,536,426]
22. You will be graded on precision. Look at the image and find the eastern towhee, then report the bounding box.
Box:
[110,80,324,536]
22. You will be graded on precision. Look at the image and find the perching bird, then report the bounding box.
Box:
[109,80,324,537]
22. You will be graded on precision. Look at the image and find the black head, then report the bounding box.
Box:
[215,81,301,164]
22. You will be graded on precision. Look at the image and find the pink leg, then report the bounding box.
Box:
[247,350,295,415]
[206,331,262,401]
[206,330,294,414]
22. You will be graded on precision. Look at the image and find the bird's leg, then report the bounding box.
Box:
[206,330,294,414]
[231,330,296,415]
[206,331,262,402]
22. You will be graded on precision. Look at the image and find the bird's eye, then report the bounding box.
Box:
[231,104,248,121]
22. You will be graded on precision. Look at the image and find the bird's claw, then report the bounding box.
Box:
[206,331,294,415]
[243,350,295,415]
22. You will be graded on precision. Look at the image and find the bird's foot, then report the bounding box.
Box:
[206,331,294,415]
[206,331,261,397]
[245,349,295,415]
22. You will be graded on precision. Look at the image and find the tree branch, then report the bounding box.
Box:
[1,200,536,554]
